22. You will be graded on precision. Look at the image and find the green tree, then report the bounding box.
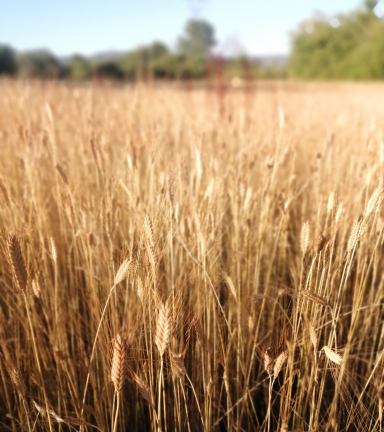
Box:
[289,5,384,79]
[64,55,91,80]
[177,19,215,57]
[147,41,169,59]
[365,0,378,12]
[0,44,16,75]
[17,50,60,79]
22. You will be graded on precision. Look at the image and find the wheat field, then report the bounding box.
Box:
[1,79,384,431]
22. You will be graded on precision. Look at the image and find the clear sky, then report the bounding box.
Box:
[0,0,368,56]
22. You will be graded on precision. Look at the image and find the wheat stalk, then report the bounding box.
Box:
[81,262,133,416]
[7,234,27,292]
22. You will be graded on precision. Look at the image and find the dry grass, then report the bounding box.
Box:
[1,79,384,431]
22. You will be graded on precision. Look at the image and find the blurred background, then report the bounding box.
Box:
[0,0,384,81]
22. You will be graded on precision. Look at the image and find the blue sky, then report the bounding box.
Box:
[0,0,369,56]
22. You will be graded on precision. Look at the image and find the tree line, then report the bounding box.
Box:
[0,20,286,81]
[5,0,383,83]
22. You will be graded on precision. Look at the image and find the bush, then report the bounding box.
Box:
[0,45,16,75]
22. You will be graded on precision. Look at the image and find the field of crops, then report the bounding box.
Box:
[1,80,384,431]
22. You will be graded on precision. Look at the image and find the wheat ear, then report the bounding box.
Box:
[111,333,128,432]
[111,333,128,394]
[156,299,171,431]
[301,289,329,307]
[80,261,131,417]
[301,221,310,256]
[7,235,27,292]
[322,346,343,365]
[7,234,53,431]
[10,365,31,432]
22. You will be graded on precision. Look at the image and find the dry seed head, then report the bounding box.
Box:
[335,203,343,224]
[347,219,362,253]
[111,333,128,394]
[223,371,230,394]
[133,371,154,409]
[143,215,155,249]
[167,174,174,203]
[33,400,64,423]
[193,317,203,345]
[0,177,10,206]
[50,237,57,264]
[114,258,132,285]
[264,350,274,377]
[64,193,75,226]
[146,244,157,280]
[32,274,42,298]
[322,346,342,365]
[155,300,171,356]
[323,241,331,268]
[379,387,384,424]
[10,367,26,400]
[365,187,383,218]
[172,353,187,378]
[88,232,96,247]
[137,276,145,303]
[301,222,310,256]
[301,289,329,307]
[309,322,318,350]
[55,164,69,185]
[225,274,237,301]
[327,192,335,213]
[379,386,384,403]
[7,235,27,293]
[273,350,288,380]
[316,234,327,254]
[63,417,90,427]
[248,315,254,331]
[207,377,213,397]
